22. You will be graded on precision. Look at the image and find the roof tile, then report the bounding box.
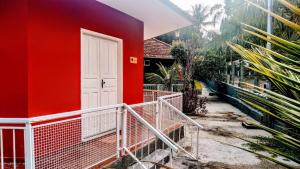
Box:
[144,38,173,59]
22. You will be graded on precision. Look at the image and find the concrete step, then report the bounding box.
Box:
[128,149,170,169]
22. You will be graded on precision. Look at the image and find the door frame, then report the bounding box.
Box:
[80,28,123,107]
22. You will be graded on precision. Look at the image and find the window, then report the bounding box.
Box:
[144,60,150,66]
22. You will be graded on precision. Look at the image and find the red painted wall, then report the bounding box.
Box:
[1,0,144,161]
[0,0,28,118]
[27,0,144,117]
[1,0,144,118]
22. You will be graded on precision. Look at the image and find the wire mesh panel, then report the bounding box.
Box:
[141,92,187,156]
[162,94,183,112]
[32,107,121,169]
[159,94,201,159]
[131,102,157,127]
[143,90,176,102]
[0,91,193,169]
[124,104,174,169]
[143,90,158,102]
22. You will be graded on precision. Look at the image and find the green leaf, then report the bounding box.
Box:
[246,0,300,32]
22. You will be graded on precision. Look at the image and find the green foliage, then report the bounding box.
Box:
[222,0,268,45]
[227,0,300,167]
[245,136,300,161]
[192,4,223,28]
[193,49,226,82]
[145,63,180,91]
[219,0,300,49]
[171,41,188,68]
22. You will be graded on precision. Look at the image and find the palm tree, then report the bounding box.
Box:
[178,3,224,43]
[192,3,224,32]
[227,0,300,168]
[145,63,180,91]
[174,4,224,89]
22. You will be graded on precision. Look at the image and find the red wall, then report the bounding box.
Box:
[1,0,144,161]
[1,0,144,118]
[28,0,144,117]
[0,0,28,118]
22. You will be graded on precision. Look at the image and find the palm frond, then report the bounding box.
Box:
[275,0,300,16]
[226,1,300,167]
[146,63,180,90]
[246,0,300,32]
[145,73,164,84]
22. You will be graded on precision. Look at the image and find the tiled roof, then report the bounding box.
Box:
[144,38,173,59]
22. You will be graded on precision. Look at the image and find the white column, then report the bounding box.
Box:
[266,0,273,49]
[121,108,127,154]
[24,123,35,169]
[116,108,121,158]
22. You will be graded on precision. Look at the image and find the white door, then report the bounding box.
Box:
[81,32,119,140]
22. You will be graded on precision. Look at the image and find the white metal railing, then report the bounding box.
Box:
[158,94,203,159]
[0,89,204,168]
[144,84,184,92]
[0,102,179,169]
[123,104,177,169]
[143,90,175,102]
[141,90,204,159]
[32,104,123,169]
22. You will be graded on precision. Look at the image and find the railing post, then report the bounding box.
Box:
[121,107,127,155]
[24,123,35,169]
[155,101,159,130]
[169,149,173,167]
[159,99,163,130]
[152,91,155,101]
[116,108,121,159]
[196,127,200,159]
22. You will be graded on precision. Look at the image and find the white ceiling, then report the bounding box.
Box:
[97,0,192,40]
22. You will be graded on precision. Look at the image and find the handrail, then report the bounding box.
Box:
[158,98,204,129]
[124,104,179,152]
[158,93,182,99]
[123,147,147,169]
[0,104,124,124]
[1,98,185,169]
[0,118,29,124]
[130,101,157,108]
[30,104,124,123]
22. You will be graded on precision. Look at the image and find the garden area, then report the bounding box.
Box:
[144,0,300,168]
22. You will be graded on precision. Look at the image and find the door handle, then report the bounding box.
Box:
[101,79,106,88]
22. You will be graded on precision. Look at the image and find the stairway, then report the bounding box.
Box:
[128,149,170,169]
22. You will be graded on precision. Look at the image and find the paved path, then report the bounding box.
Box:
[171,85,292,169]
[194,88,267,165]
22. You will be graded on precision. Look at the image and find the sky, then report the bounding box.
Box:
[170,0,225,32]
[171,0,224,11]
